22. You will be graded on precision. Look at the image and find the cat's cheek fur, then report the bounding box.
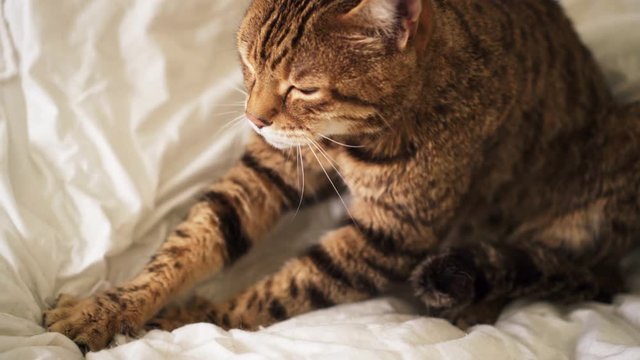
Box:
[320,120,352,138]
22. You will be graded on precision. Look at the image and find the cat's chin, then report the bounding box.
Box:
[261,135,311,150]
[253,127,313,150]
[264,138,298,149]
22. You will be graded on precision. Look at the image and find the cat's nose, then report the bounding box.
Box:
[245,113,272,129]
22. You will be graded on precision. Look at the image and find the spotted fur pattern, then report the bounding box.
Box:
[44,0,640,352]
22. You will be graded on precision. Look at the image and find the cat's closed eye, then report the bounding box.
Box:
[298,87,319,95]
[286,86,321,99]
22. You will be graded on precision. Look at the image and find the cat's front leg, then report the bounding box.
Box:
[148,220,428,330]
[44,136,331,352]
[42,197,248,352]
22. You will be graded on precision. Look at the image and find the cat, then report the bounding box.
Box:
[44,0,640,352]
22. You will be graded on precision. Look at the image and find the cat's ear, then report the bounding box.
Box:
[341,0,422,50]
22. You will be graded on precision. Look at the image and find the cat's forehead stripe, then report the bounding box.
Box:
[258,1,292,61]
[252,0,329,72]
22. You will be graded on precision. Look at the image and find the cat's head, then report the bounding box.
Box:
[237,0,426,149]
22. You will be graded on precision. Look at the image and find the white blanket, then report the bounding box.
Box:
[1,0,639,359]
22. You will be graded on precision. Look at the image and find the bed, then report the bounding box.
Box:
[1,0,639,359]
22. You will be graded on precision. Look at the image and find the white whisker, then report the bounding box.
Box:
[294,145,305,217]
[222,115,245,129]
[307,144,354,222]
[284,147,293,162]
[308,138,338,168]
[212,103,246,107]
[376,112,393,130]
[318,134,364,148]
[213,115,246,138]
[212,110,243,118]
[294,145,300,191]
[231,84,249,97]
[308,138,349,190]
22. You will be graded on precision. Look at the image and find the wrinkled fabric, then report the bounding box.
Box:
[0,0,639,359]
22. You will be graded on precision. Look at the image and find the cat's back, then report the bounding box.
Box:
[430,0,613,125]
[437,0,616,235]
[436,0,591,67]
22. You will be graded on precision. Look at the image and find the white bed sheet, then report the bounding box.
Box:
[0,0,639,359]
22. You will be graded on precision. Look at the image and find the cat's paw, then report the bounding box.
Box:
[411,249,479,317]
[43,292,142,353]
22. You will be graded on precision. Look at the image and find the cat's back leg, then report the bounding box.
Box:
[410,204,630,326]
[412,103,640,324]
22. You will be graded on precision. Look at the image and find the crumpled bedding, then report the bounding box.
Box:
[0,0,639,359]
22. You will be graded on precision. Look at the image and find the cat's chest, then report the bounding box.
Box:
[335,150,413,199]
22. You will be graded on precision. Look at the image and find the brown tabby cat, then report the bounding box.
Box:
[44,0,640,352]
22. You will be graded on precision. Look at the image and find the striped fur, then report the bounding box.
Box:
[45,0,640,351]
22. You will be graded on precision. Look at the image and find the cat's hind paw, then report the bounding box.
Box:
[410,249,481,318]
